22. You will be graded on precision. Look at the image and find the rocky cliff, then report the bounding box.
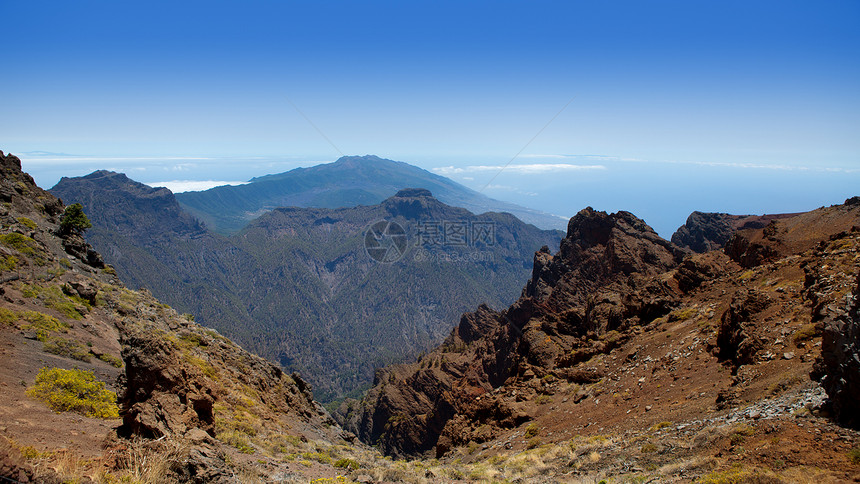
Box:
[340,207,686,456]
[341,198,860,482]
[671,211,799,253]
[814,259,860,429]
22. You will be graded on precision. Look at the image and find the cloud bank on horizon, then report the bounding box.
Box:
[146,180,249,193]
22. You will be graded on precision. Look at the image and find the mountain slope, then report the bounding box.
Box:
[8,149,859,482]
[173,155,566,233]
[51,173,564,402]
[3,149,561,484]
[0,150,351,482]
[339,199,860,481]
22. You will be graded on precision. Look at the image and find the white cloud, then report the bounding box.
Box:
[520,154,644,162]
[146,180,248,193]
[432,163,607,175]
[667,159,860,173]
[513,153,860,173]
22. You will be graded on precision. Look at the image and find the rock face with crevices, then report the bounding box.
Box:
[671,211,798,254]
[716,289,770,368]
[340,207,686,456]
[814,272,860,429]
[114,296,333,442]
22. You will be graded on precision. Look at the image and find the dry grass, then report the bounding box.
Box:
[104,437,192,484]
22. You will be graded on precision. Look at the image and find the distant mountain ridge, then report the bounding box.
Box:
[51,172,564,402]
[173,155,566,233]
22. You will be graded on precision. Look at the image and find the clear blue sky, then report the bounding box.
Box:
[2,1,858,236]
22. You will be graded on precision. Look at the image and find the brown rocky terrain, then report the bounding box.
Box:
[671,211,800,254]
[340,200,860,481]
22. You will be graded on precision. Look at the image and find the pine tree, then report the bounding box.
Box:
[59,203,92,236]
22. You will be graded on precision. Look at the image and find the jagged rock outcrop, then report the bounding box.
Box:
[814,272,860,429]
[344,207,685,456]
[724,222,784,268]
[1,151,105,272]
[671,211,797,253]
[119,327,217,438]
[115,294,331,441]
[671,212,741,253]
[725,198,860,268]
[716,289,770,368]
[674,252,725,293]
[1,151,64,218]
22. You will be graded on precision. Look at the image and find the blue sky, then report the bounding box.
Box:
[2,1,858,236]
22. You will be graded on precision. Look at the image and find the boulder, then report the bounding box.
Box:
[813,272,860,428]
[717,289,770,368]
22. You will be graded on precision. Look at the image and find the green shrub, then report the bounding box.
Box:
[301,452,332,465]
[333,458,360,470]
[16,217,38,231]
[0,255,17,271]
[179,332,207,347]
[601,330,623,344]
[21,310,69,339]
[0,307,18,326]
[26,367,119,419]
[535,394,552,405]
[184,353,219,380]
[848,446,860,465]
[0,233,41,259]
[218,429,255,454]
[20,283,88,320]
[669,307,698,322]
[729,433,747,446]
[792,323,820,345]
[18,445,44,460]
[650,421,672,431]
[98,353,124,368]
[42,336,92,362]
[695,464,773,484]
[524,423,540,438]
